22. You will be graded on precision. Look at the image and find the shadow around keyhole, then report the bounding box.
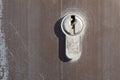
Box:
[54,18,71,62]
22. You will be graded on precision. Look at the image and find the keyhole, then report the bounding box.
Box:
[71,15,76,35]
[60,13,85,61]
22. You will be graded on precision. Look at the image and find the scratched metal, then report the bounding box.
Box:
[2,0,120,80]
[0,0,8,80]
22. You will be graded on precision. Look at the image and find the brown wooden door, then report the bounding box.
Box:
[1,0,120,80]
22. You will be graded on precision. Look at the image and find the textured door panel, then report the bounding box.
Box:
[1,0,120,80]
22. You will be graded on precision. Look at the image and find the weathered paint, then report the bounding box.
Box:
[0,0,8,80]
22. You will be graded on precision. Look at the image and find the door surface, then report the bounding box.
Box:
[0,0,120,80]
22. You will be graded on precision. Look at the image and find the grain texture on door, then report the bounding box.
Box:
[1,0,120,80]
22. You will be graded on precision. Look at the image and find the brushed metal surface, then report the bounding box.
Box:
[1,0,120,80]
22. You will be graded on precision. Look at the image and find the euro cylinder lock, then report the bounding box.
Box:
[61,13,85,61]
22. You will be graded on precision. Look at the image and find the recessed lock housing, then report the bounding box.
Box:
[61,13,85,61]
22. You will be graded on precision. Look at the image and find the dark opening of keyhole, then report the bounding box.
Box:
[71,15,75,23]
[71,15,76,34]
